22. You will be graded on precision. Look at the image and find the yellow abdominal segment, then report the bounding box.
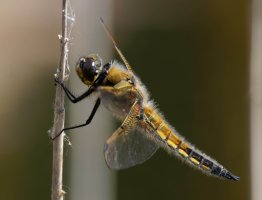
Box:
[144,106,213,173]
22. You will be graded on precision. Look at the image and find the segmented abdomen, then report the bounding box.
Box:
[143,106,239,181]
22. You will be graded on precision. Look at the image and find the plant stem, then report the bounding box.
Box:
[51,0,69,199]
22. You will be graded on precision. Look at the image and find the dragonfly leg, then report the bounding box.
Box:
[54,66,109,103]
[51,98,101,140]
[55,78,76,99]
[55,78,96,103]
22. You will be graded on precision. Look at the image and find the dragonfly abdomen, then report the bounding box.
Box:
[143,106,239,181]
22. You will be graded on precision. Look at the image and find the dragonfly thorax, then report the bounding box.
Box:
[76,54,102,85]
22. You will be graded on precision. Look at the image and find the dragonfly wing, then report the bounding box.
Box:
[102,87,159,169]
[104,128,159,170]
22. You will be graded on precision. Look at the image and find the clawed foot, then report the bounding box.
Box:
[49,127,64,141]
[54,76,64,87]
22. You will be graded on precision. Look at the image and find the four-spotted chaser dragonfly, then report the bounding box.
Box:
[53,18,239,181]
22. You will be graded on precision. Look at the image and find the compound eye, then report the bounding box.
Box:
[79,57,97,82]
[79,58,86,69]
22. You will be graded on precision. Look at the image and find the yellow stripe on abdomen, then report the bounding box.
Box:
[144,106,214,174]
[143,106,239,181]
[144,106,182,149]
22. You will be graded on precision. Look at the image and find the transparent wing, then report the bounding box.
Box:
[104,128,159,170]
[100,18,133,72]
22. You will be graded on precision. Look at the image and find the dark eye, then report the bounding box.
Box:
[79,58,97,81]
[79,59,85,69]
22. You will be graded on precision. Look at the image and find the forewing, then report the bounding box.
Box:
[104,128,159,170]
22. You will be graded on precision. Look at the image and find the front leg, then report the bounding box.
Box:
[55,78,96,103]
[55,69,109,103]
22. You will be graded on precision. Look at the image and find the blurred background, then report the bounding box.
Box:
[0,0,260,200]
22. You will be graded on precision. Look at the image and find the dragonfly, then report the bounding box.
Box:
[53,18,239,181]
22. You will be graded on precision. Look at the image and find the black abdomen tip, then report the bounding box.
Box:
[223,171,240,181]
[226,172,240,181]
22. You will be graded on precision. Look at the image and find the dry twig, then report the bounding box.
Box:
[51,0,70,199]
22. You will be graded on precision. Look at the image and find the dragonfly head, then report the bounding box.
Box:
[76,54,102,85]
